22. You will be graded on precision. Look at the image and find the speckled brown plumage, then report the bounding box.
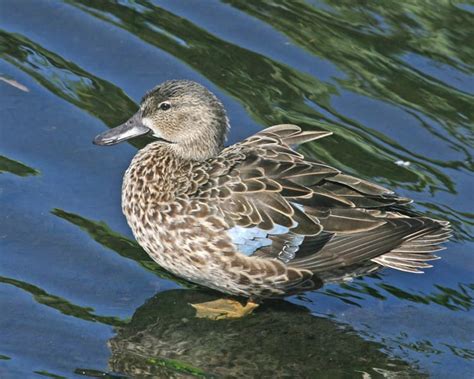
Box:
[94,80,451,300]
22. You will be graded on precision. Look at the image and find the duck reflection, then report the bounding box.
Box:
[107,289,422,378]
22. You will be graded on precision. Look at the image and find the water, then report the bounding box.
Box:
[0,0,473,377]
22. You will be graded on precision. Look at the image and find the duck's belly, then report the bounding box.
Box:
[122,202,300,298]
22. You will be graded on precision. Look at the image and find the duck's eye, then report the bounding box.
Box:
[159,102,171,111]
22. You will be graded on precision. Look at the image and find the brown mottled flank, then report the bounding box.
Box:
[95,80,451,300]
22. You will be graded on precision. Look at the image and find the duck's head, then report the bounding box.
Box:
[93,80,229,160]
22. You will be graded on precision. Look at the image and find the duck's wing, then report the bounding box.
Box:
[194,124,449,274]
[196,124,407,232]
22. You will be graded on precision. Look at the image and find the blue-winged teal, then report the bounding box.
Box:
[94,80,450,319]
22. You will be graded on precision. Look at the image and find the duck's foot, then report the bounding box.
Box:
[190,298,259,320]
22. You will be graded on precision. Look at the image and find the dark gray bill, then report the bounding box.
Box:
[93,112,150,146]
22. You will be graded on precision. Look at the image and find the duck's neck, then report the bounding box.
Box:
[171,112,229,161]
[172,138,220,161]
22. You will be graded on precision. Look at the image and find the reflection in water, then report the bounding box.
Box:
[0,155,39,176]
[333,280,474,312]
[52,208,194,287]
[226,0,473,140]
[0,276,124,326]
[0,272,422,377]
[106,289,423,378]
[2,269,472,378]
[0,29,152,149]
[0,29,135,125]
[420,201,474,242]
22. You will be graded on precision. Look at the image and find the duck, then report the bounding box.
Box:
[93,80,450,319]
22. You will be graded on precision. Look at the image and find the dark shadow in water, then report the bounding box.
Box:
[0,155,39,176]
[102,289,424,378]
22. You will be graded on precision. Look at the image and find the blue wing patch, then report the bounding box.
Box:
[227,225,286,256]
[227,203,308,258]
[227,224,304,257]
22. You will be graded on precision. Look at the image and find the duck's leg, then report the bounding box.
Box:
[190,298,259,320]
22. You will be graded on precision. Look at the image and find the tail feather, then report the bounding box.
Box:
[383,252,441,261]
[371,222,450,273]
[391,245,446,253]
[291,217,450,275]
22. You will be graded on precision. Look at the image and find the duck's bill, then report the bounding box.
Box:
[93,112,150,146]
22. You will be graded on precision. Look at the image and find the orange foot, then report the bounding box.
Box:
[190,298,259,320]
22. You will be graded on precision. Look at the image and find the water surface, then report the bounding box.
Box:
[0,1,473,378]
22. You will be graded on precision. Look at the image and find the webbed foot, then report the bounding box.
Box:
[190,298,259,320]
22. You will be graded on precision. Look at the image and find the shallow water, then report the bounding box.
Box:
[0,1,473,377]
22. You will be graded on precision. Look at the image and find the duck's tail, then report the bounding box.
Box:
[370,218,451,273]
[291,216,451,276]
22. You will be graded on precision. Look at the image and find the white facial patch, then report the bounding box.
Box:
[142,117,162,139]
[142,117,153,128]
